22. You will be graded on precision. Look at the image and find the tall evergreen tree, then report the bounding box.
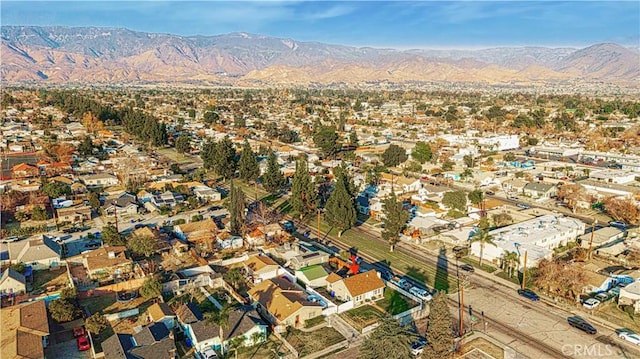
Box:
[213,136,237,180]
[201,139,217,170]
[226,181,246,235]
[333,163,356,199]
[359,315,416,359]
[238,140,259,182]
[290,158,317,219]
[382,192,410,252]
[324,177,356,237]
[175,133,190,153]
[424,291,454,359]
[313,125,341,158]
[262,151,285,194]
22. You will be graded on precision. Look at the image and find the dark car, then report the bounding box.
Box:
[72,326,86,338]
[460,264,475,273]
[517,288,540,301]
[567,316,597,335]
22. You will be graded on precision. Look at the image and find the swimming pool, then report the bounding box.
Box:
[19,292,61,304]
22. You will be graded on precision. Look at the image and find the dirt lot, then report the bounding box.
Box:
[32,268,69,291]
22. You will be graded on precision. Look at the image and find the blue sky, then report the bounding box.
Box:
[2,1,639,48]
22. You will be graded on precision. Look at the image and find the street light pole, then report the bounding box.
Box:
[588,219,598,259]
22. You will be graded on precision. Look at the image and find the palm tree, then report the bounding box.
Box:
[250,331,265,346]
[205,305,232,356]
[502,251,519,277]
[470,228,494,267]
[223,268,244,293]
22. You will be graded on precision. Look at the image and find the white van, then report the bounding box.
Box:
[410,287,433,301]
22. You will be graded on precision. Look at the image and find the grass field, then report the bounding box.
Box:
[156,148,200,164]
[460,257,498,273]
[376,288,416,315]
[285,327,345,357]
[308,218,458,293]
[339,305,384,332]
[32,268,69,291]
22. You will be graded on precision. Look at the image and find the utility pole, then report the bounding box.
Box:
[114,204,119,232]
[459,281,465,337]
[588,219,598,259]
[521,250,528,290]
[317,208,321,241]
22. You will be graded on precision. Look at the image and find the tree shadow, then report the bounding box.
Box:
[405,266,429,285]
[434,246,450,293]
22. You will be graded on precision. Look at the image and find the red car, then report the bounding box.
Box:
[77,336,91,351]
[73,327,85,338]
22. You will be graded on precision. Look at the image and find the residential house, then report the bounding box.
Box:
[66,122,87,137]
[470,215,585,268]
[242,255,280,284]
[56,204,92,224]
[103,323,176,359]
[245,228,266,248]
[325,271,385,307]
[287,243,330,270]
[104,193,139,216]
[11,179,41,192]
[137,190,155,203]
[0,300,50,359]
[11,163,39,179]
[175,219,218,248]
[176,303,267,353]
[216,232,243,250]
[8,237,62,270]
[132,226,172,253]
[193,185,222,202]
[619,280,640,314]
[523,182,557,201]
[247,277,324,329]
[147,302,177,330]
[44,162,72,176]
[81,173,120,187]
[72,246,133,283]
[152,191,185,208]
[0,267,27,297]
[161,265,222,295]
[589,169,636,185]
[579,227,625,250]
[502,178,528,194]
[295,265,330,288]
[396,176,422,193]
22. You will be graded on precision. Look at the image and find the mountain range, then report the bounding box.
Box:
[2,26,639,86]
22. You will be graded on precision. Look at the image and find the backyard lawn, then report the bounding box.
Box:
[80,294,152,315]
[285,327,345,357]
[236,334,291,359]
[32,268,69,291]
[339,305,384,332]
[376,288,416,315]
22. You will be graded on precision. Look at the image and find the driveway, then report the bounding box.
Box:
[45,332,92,359]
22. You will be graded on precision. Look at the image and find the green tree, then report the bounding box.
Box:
[441,160,454,171]
[290,158,317,220]
[102,225,125,246]
[468,189,484,205]
[411,141,433,164]
[127,235,158,257]
[49,298,80,322]
[360,315,416,359]
[223,267,244,291]
[238,141,259,182]
[262,151,285,194]
[324,177,356,237]
[214,136,237,180]
[203,111,219,125]
[85,313,109,335]
[226,181,246,235]
[313,126,340,158]
[349,131,358,146]
[423,291,453,359]
[382,192,410,252]
[140,277,162,299]
[60,286,77,301]
[42,182,71,199]
[31,206,49,221]
[463,154,475,168]
[175,133,191,153]
[470,227,495,267]
[77,136,95,156]
[205,305,232,357]
[442,191,467,212]
[503,152,517,162]
[381,144,408,167]
[88,191,101,210]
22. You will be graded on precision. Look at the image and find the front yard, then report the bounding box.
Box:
[235,334,291,359]
[339,305,384,332]
[285,327,345,357]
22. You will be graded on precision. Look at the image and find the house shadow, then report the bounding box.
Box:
[434,246,450,293]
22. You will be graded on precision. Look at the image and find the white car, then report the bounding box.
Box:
[196,348,218,359]
[618,331,640,345]
[582,298,600,310]
[409,287,433,302]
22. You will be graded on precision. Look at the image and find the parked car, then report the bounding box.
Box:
[77,336,91,351]
[410,287,433,302]
[567,316,597,334]
[411,338,428,356]
[609,221,627,230]
[1,236,19,243]
[582,298,601,310]
[594,292,612,302]
[460,264,475,273]
[196,348,219,359]
[517,289,540,301]
[72,326,86,338]
[397,278,413,290]
[516,202,531,209]
[617,329,640,345]
[485,190,495,195]
[379,269,393,281]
